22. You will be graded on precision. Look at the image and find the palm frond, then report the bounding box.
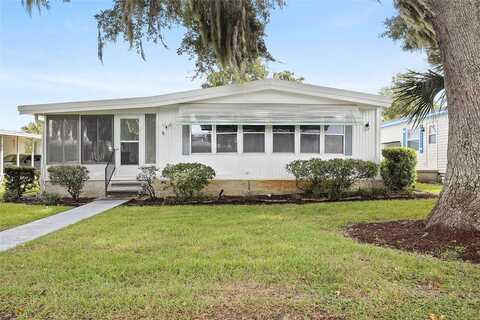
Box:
[393,67,445,127]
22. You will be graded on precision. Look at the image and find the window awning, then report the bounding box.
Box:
[176,103,364,125]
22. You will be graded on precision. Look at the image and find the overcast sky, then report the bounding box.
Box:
[0,0,429,130]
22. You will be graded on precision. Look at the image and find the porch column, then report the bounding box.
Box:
[16,137,20,167]
[31,139,35,167]
[0,135,4,181]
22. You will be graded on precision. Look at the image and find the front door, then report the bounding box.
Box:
[115,115,144,178]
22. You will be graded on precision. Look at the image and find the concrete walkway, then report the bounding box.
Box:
[0,199,128,252]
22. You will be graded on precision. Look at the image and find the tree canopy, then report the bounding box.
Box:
[201,59,304,88]
[24,0,284,77]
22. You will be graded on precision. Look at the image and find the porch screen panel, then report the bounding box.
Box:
[47,115,79,164]
[145,114,156,164]
[81,116,113,164]
[47,117,63,163]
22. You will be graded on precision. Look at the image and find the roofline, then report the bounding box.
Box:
[0,130,41,139]
[381,109,448,128]
[18,79,391,115]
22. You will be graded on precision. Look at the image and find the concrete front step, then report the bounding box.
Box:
[107,181,142,197]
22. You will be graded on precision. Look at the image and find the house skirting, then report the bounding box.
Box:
[416,170,440,183]
[45,179,383,198]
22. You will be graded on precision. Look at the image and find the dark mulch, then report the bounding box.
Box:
[346,220,480,264]
[128,192,436,206]
[5,197,95,207]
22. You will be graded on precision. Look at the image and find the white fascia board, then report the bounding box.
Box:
[18,79,391,115]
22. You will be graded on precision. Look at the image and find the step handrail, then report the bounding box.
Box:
[104,149,116,196]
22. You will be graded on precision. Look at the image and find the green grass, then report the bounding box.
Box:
[0,203,69,231]
[416,182,443,194]
[1,200,479,319]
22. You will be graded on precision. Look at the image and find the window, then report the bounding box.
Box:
[324,125,344,154]
[120,118,139,165]
[428,125,437,144]
[145,114,156,163]
[47,115,79,163]
[216,125,237,153]
[273,125,295,153]
[191,125,212,153]
[81,115,113,164]
[300,125,320,153]
[407,128,420,150]
[243,125,265,153]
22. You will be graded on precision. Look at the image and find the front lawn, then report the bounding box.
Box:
[1,200,479,319]
[0,203,69,231]
[416,182,443,194]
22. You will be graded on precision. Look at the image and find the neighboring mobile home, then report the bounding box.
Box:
[0,130,41,181]
[18,79,389,197]
[381,110,448,182]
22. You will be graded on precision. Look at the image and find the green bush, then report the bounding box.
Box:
[162,163,215,201]
[137,166,158,200]
[380,147,417,191]
[286,158,378,200]
[47,165,89,201]
[3,166,38,201]
[38,191,62,205]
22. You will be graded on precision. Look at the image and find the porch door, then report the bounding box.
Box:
[116,115,144,178]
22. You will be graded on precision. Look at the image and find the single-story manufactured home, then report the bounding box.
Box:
[18,79,390,197]
[381,110,448,182]
[0,129,42,181]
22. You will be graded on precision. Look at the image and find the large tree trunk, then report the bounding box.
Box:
[424,0,480,232]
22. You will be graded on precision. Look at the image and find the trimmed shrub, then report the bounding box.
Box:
[286,158,378,200]
[137,166,158,200]
[3,166,38,201]
[48,165,89,201]
[162,163,215,201]
[38,191,62,205]
[380,147,417,191]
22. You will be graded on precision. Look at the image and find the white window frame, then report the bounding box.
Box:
[407,128,420,151]
[215,125,239,153]
[272,125,295,153]
[300,125,321,154]
[190,124,213,154]
[242,125,266,153]
[324,125,345,155]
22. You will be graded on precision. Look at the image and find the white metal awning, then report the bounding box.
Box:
[176,103,363,125]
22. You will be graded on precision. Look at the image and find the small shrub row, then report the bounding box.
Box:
[137,163,216,201]
[286,158,378,200]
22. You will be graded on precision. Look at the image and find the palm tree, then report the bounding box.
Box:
[392,66,445,128]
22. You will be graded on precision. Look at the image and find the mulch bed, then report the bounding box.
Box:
[5,197,96,207]
[346,220,480,264]
[128,192,436,206]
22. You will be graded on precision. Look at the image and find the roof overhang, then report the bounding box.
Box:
[0,130,41,139]
[176,103,364,125]
[18,79,391,115]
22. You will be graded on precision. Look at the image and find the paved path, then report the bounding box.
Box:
[0,199,128,252]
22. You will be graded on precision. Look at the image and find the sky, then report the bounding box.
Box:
[0,0,429,131]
